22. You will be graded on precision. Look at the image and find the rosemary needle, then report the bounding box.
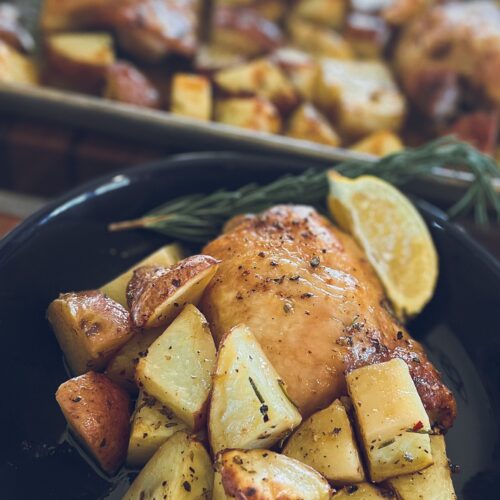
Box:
[109,138,500,243]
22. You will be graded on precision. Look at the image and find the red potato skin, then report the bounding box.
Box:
[55,372,131,474]
[104,61,161,108]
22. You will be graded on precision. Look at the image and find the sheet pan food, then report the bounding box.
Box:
[48,172,459,498]
[1,0,499,160]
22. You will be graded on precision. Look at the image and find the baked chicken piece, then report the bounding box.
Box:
[395,2,500,120]
[201,205,456,429]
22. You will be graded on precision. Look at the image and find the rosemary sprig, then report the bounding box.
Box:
[109,138,500,243]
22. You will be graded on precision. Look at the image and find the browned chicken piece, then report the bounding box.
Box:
[201,205,456,429]
[104,61,161,108]
[0,3,34,52]
[395,2,500,114]
[350,0,434,25]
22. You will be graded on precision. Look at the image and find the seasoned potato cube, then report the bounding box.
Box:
[215,97,282,133]
[216,449,332,499]
[136,305,216,430]
[350,130,404,156]
[212,6,283,57]
[171,73,212,121]
[194,44,245,73]
[100,243,183,309]
[55,372,131,474]
[105,328,162,394]
[45,32,115,91]
[209,324,302,454]
[215,0,287,22]
[124,431,213,500]
[104,61,160,109]
[334,483,389,499]
[0,41,38,84]
[387,435,457,500]
[316,58,406,138]
[344,12,390,59]
[47,290,133,375]
[287,103,341,147]
[283,399,365,485]
[346,359,433,482]
[214,59,298,111]
[39,0,110,31]
[288,17,353,59]
[292,0,347,29]
[127,254,219,329]
[270,47,319,100]
[127,391,187,467]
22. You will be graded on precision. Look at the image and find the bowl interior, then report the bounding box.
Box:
[1,153,499,499]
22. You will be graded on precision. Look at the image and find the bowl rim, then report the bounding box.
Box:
[1,151,499,277]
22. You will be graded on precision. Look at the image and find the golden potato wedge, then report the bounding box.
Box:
[334,483,389,499]
[194,44,245,73]
[387,435,457,500]
[215,97,282,133]
[100,243,183,309]
[287,103,341,147]
[214,58,298,112]
[136,305,216,430]
[344,12,390,59]
[105,327,163,394]
[127,391,188,467]
[287,17,353,59]
[270,47,319,100]
[212,6,283,57]
[104,61,160,109]
[0,41,38,85]
[283,399,365,485]
[47,290,133,375]
[45,32,114,91]
[216,449,332,499]
[292,0,347,29]
[0,4,34,52]
[171,73,212,121]
[55,371,131,474]
[209,324,302,454]
[127,254,219,329]
[124,431,213,500]
[315,58,406,138]
[346,359,433,482]
[350,130,404,156]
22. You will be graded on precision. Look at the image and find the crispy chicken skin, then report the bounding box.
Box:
[395,2,500,113]
[201,205,456,429]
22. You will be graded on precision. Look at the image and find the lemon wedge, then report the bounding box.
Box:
[327,171,438,318]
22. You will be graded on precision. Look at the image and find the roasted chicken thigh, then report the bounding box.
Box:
[201,205,456,429]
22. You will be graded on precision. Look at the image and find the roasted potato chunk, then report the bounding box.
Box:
[47,290,133,375]
[215,97,282,133]
[209,324,302,454]
[387,435,457,500]
[270,47,319,100]
[100,243,183,309]
[45,32,114,91]
[214,58,298,111]
[344,12,390,59]
[0,41,38,84]
[287,103,341,147]
[334,483,389,499]
[215,0,287,22]
[283,399,365,485]
[350,130,404,156]
[316,59,406,138]
[288,17,353,59]
[136,305,216,430]
[127,391,187,467]
[55,371,131,474]
[171,73,212,121]
[212,6,283,57]
[124,431,213,500]
[346,359,433,482]
[292,0,347,29]
[105,327,163,394]
[127,254,219,329]
[216,449,332,499]
[104,61,160,109]
[194,44,245,73]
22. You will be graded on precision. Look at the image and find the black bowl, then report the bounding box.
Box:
[1,153,499,499]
